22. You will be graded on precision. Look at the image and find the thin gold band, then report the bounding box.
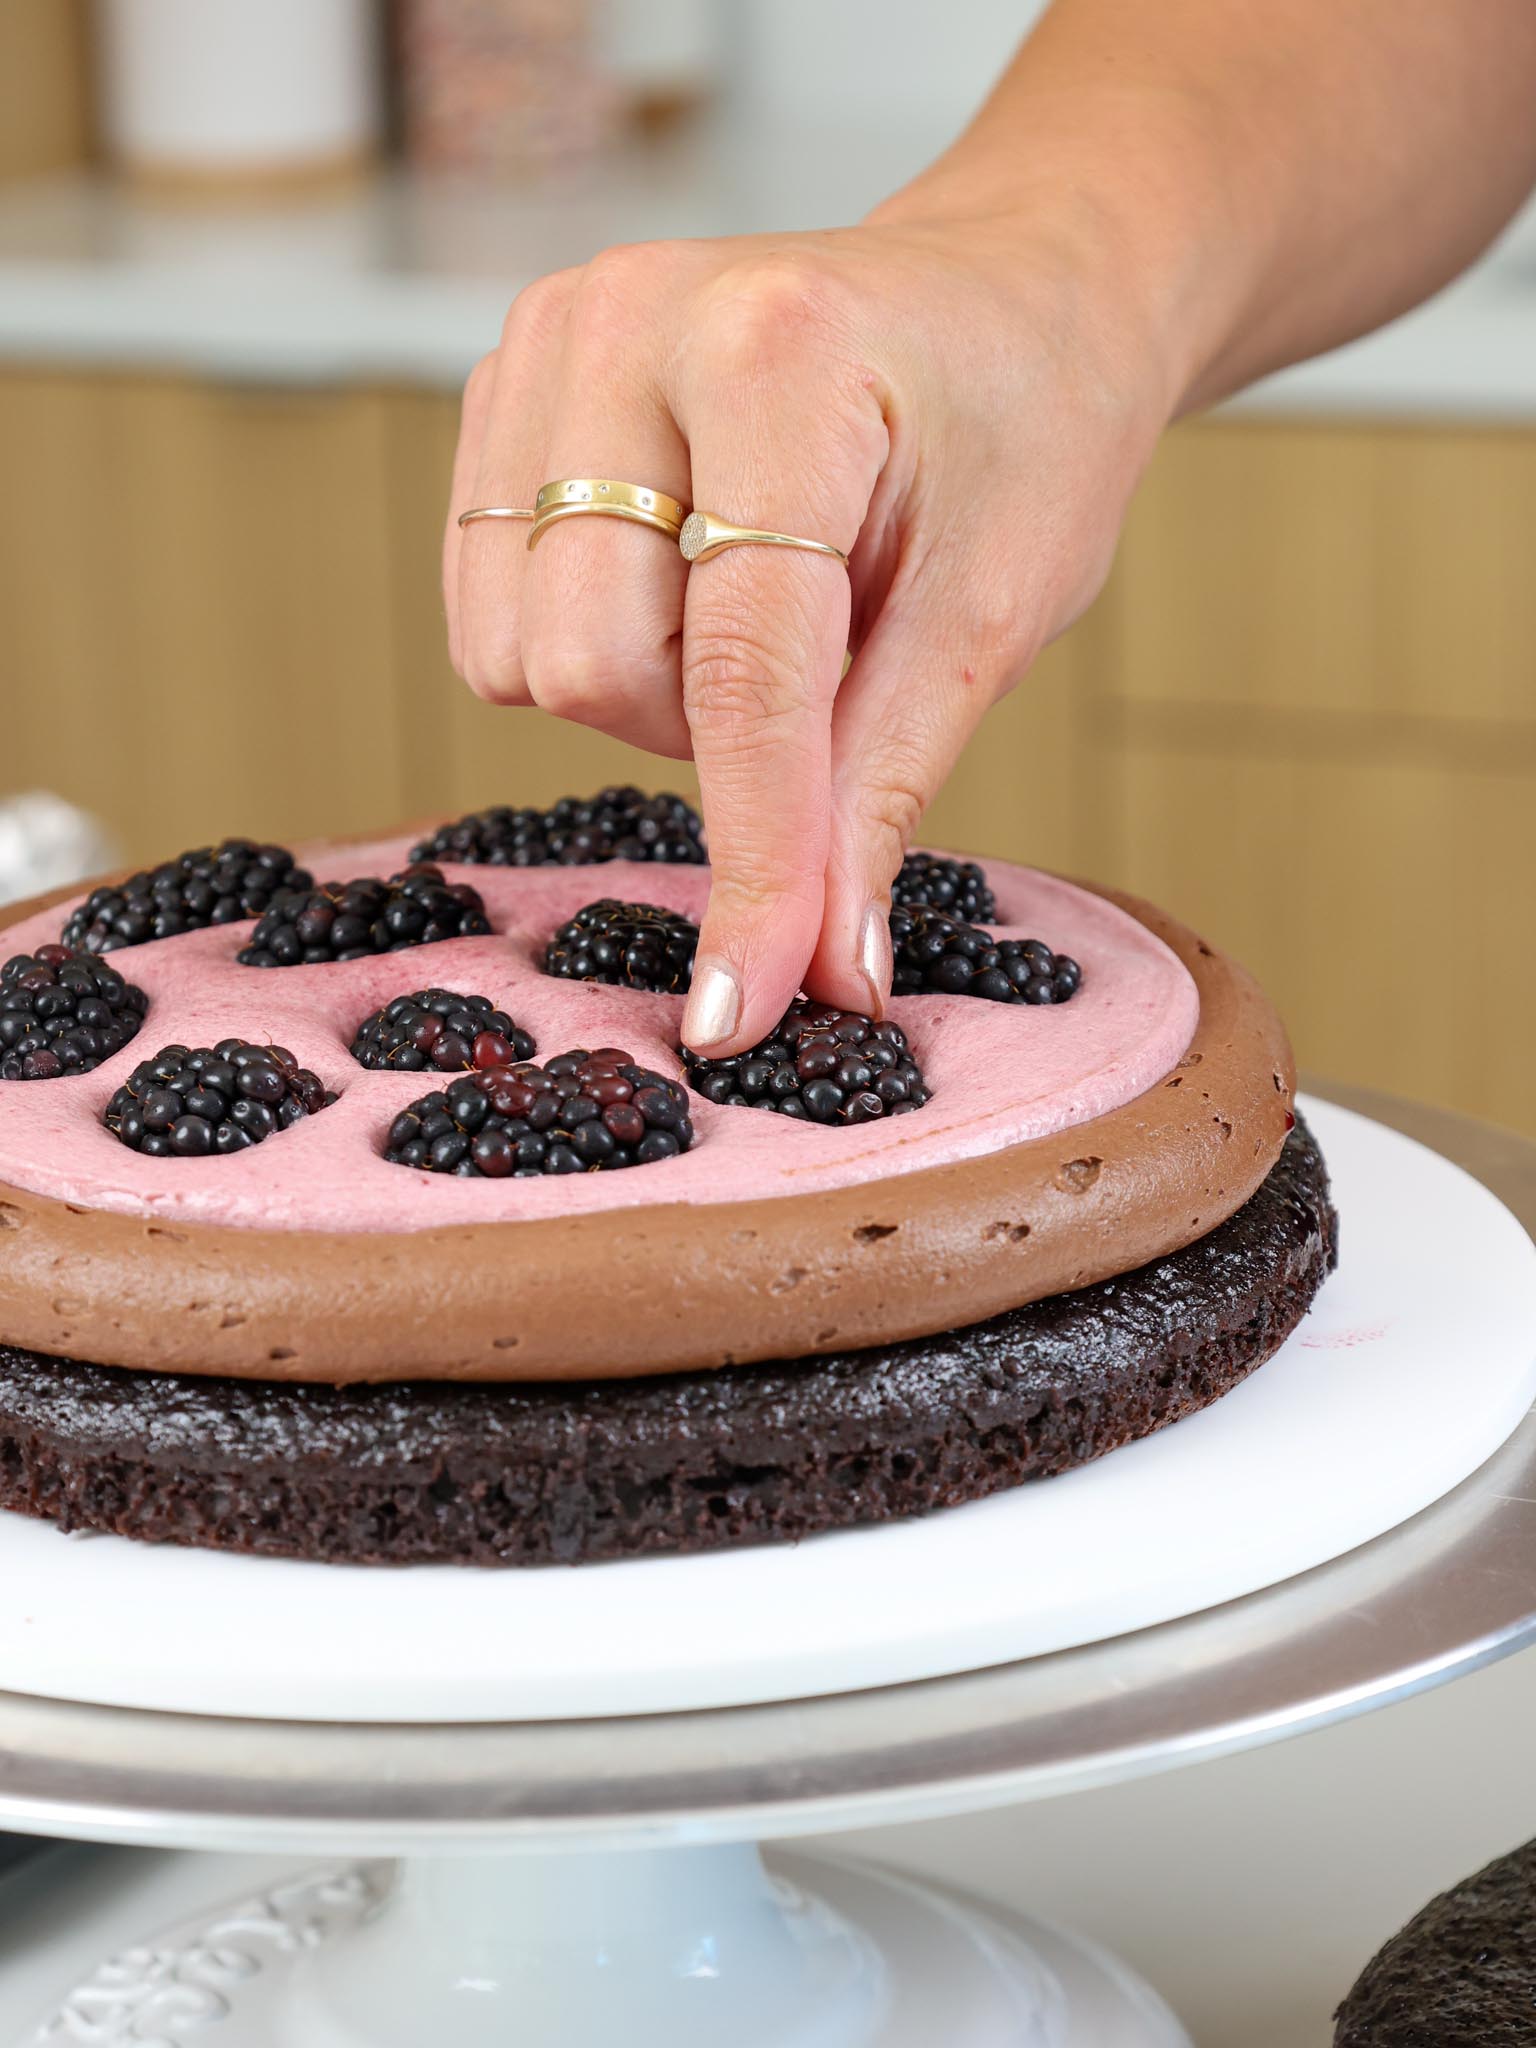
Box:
[527,503,684,550]
[678,510,848,568]
[457,506,536,527]
[527,477,689,552]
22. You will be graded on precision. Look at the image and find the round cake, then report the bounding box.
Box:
[1334,1840,1536,2046]
[0,792,1334,1565]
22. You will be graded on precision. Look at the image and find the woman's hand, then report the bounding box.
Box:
[444,206,1173,1054]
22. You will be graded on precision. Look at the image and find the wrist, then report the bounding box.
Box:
[868,84,1259,427]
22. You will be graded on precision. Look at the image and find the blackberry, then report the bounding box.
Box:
[891,852,996,923]
[384,1048,695,1176]
[350,988,535,1073]
[410,804,546,868]
[60,840,313,954]
[684,1000,930,1126]
[889,905,1081,1004]
[0,946,149,1082]
[237,865,490,967]
[542,900,698,994]
[411,786,705,867]
[104,1040,334,1157]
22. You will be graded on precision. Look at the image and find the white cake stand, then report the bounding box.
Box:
[4,1083,1535,2048]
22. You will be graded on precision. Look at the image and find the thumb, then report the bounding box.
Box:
[806,577,1030,1013]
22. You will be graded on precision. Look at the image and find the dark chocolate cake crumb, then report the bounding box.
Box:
[1334,1839,1536,2047]
[0,1118,1336,1566]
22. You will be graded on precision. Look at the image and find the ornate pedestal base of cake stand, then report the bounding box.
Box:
[5,1088,1535,2048]
[20,1848,1186,2047]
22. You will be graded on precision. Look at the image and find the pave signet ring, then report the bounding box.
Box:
[678,510,849,567]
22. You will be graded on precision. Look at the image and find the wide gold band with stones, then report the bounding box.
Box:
[527,479,688,552]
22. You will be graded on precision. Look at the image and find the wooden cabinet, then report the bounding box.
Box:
[2,369,1532,1132]
[0,373,408,850]
[0,3,90,185]
[1098,421,1536,1132]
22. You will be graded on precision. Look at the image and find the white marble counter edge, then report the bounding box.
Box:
[0,165,1532,417]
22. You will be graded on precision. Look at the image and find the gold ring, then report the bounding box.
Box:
[457,506,536,527]
[527,478,689,552]
[678,510,849,568]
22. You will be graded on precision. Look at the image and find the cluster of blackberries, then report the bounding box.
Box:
[237,866,490,967]
[412,787,705,868]
[891,852,996,924]
[684,1001,930,1126]
[385,1048,694,1177]
[60,840,312,954]
[0,946,148,1082]
[104,1040,333,1156]
[542,900,698,994]
[890,905,1081,1004]
[350,988,534,1074]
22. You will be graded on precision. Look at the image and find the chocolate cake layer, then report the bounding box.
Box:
[0,1118,1336,1567]
[1334,1839,1536,2047]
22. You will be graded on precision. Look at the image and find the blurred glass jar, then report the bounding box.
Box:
[0,795,120,912]
[399,0,617,174]
[97,0,383,192]
[597,0,721,131]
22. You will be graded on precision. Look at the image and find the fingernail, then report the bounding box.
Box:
[684,958,742,1050]
[857,903,892,1020]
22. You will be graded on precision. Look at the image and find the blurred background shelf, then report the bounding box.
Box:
[1,0,1532,1141]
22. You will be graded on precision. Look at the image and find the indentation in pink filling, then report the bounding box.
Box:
[0,841,1197,1231]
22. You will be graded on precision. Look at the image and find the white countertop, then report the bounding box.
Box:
[0,124,1534,418]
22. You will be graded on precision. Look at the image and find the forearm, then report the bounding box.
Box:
[876,0,1536,415]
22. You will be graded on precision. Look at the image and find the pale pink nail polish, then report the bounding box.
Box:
[684,959,741,1050]
[857,904,892,1019]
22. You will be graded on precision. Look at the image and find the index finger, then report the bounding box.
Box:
[674,269,888,1055]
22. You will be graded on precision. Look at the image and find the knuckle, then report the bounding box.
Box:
[683,633,814,735]
[462,351,497,414]
[523,638,641,725]
[861,778,927,865]
[568,241,681,345]
[580,239,670,296]
[461,645,526,705]
[499,267,578,353]
[458,598,526,705]
[710,867,819,925]
[699,255,851,374]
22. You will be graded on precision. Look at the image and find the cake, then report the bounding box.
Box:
[1334,1839,1536,2045]
[0,790,1336,1565]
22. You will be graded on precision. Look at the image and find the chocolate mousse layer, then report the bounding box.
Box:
[0,1116,1335,1565]
[0,881,1295,1385]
